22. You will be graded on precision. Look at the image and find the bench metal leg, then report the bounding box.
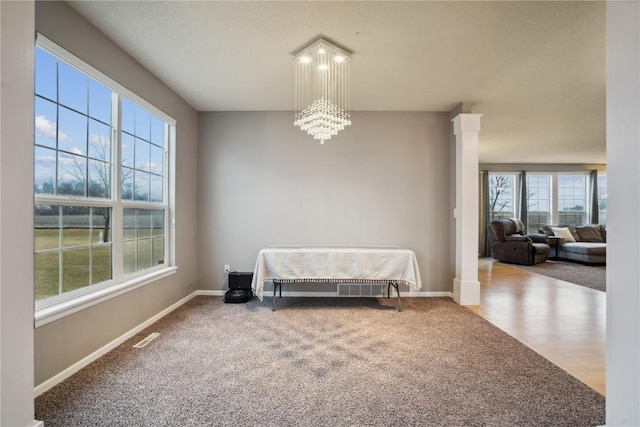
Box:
[272,280,282,311]
[389,282,402,312]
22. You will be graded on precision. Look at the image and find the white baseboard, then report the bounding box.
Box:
[34,288,452,397]
[195,290,226,296]
[34,291,200,397]
[26,421,45,427]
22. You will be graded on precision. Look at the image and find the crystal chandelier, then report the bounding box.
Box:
[294,38,351,144]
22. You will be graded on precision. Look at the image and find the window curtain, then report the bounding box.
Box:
[590,170,599,224]
[479,170,491,257]
[519,170,528,232]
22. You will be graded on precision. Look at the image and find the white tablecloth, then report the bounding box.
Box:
[251,246,423,300]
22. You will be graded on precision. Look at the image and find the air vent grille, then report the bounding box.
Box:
[133,333,161,348]
[337,284,385,297]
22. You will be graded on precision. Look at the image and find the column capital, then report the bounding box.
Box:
[452,113,482,135]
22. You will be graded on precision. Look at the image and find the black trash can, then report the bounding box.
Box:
[224,271,253,303]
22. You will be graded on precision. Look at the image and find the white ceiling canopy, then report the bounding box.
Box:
[67,1,605,164]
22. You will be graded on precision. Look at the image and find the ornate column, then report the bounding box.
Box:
[452,114,482,305]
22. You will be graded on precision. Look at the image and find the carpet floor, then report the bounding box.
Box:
[35,296,605,426]
[502,260,606,292]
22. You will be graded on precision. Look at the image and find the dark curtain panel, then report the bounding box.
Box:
[590,170,599,224]
[519,170,528,233]
[480,170,491,257]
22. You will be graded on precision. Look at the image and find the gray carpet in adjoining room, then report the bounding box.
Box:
[35,296,605,426]
[503,260,606,292]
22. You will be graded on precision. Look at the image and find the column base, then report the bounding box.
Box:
[453,278,480,305]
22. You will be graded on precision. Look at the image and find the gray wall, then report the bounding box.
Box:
[34,2,199,386]
[197,111,453,294]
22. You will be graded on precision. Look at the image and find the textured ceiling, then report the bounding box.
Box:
[68,1,606,164]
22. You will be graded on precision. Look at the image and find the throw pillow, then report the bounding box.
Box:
[576,225,605,243]
[551,226,576,242]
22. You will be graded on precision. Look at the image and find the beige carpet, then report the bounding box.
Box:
[36,296,605,426]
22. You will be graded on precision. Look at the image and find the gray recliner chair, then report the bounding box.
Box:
[487,218,550,265]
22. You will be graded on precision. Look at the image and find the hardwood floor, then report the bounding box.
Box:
[468,258,606,395]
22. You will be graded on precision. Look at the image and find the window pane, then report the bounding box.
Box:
[34,146,57,194]
[58,62,88,114]
[58,152,86,196]
[153,210,164,236]
[88,80,111,124]
[35,97,58,149]
[35,47,57,101]
[121,98,135,134]
[58,106,87,155]
[62,206,90,248]
[134,170,150,201]
[88,159,110,198]
[598,176,607,224]
[121,167,134,200]
[35,252,59,301]
[92,244,112,285]
[121,132,135,167]
[137,239,153,270]
[123,209,136,240]
[488,174,515,221]
[153,237,164,265]
[150,174,163,203]
[150,144,163,176]
[526,174,551,233]
[150,116,164,147]
[135,107,151,141]
[138,209,152,238]
[135,137,150,171]
[558,174,586,225]
[62,248,90,293]
[35,204,60,251]
[123,241,136,274]
[92,207,111,244]
[88,119,111,162]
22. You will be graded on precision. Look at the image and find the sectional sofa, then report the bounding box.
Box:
[540,224,606,264]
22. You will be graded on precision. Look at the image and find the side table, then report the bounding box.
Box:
[547,236,562,259]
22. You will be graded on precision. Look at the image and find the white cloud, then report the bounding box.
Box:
[35,115,68,141]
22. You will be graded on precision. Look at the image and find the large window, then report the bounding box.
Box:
[34,35,174,310]
[557,174,587,225]
[488,173,517,221]
[526,174,551,234]
[598,175,607,224]
[523,172,605,229]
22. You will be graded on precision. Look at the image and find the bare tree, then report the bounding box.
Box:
[488,175,512,213]
[62,128,132,243]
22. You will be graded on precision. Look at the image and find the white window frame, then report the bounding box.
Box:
[34,34,177,327]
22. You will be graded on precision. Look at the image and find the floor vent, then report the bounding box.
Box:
[337,284,386,297]
[133,333,161,348]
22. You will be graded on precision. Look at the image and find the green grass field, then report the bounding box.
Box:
[35,228,163,301]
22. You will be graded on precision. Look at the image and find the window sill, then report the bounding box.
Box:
[35,266,178,328]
